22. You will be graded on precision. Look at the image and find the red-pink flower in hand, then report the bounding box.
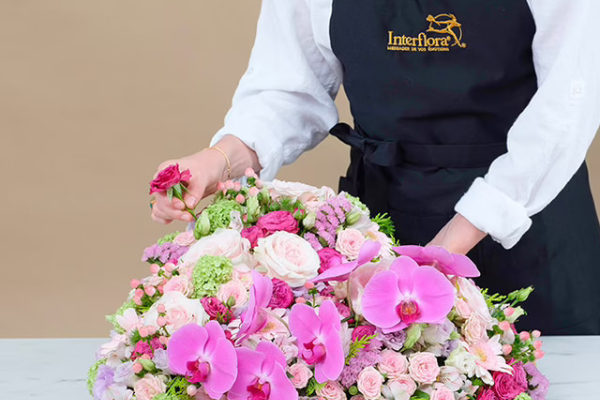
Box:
[149,164,191,195]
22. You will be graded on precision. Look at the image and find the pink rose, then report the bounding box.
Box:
[216,280,248,310]
[173,230,196,246]
[493,364,527,400]
[163,276,191,296]
[478,388,499,400]
[455,298,473,319]
[357,366,384,400]
[318,248,343,273]
[408,352,440,384]
[511,360,528,389]
[431,386,455,400]
[200,297,234,324]
[133,375,166,400]
[389,374,417,396]
[378,350,409,378]
[335,228,366,260]
[317,380,347,400]
[287,363,313,389]
[149,164,191,194]
[257,211,299,235]
[463,315,488,344]
[268,278,295,309]
[352,325,377,341]
[254,231,320,287]
[241,226,265,248]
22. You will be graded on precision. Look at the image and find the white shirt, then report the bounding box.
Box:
[211,0,600,249]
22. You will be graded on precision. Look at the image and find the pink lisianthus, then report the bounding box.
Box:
[318,247,344,273]
[257,210,299,235]
[362,256,455,332]
[228,341,297,400]
[268,278,295,309]
[149,164,191,194]
[167,322,237,400]
[393,245,480,278]
[289,300,345,383]
[241,226,265,248]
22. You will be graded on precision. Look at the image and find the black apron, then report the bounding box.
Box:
[329,0,600,335]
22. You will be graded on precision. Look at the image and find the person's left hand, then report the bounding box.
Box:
[428,213,487,255]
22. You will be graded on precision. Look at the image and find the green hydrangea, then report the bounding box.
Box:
[191,255,233,298]
[154,395,186,400]
[105,299,137,334]
[514,394,533,400]
[157,231,180,245]
[344,193,370,213]
[87,358,107,395]
[195,200,242,239]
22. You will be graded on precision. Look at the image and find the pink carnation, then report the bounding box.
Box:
[318,248,343,273]
[268,278,295,309]
[257,211,299,235]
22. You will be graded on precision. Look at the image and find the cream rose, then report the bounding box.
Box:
[357,366,384,400]
[144,291,208,334]
[378,350,409,379]
[254,231,319,287]
[408,352,440,384]
[335,228,366,260]
[463,315,488,345]
[178,228,253,272]
[133,375,166,400]
[216,280,248,310]
[288,363,313,389]
[316,380,347,400]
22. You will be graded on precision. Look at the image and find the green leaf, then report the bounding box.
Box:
[403,323,424,351]
[346,333,378,365]
[173,183,183,199]
[167,187,174,202]
[305,378,326,396]
[412,390,431,400]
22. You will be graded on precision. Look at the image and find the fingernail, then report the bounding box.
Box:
[186,197,197,207]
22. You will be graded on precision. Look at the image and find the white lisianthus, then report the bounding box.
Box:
[144,291,208,334]
[445,345,477,377]
[179,228,254,272]
[254,231,320,287]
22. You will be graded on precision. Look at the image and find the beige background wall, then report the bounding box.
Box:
[1,1,598,338]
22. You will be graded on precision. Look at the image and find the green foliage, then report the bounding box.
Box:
[344,193,369,213]
[130,329,142,347]
[346,333,378,365]
[87,358,107,395]
[157,231,180,245]
[403,323,424,351]
[191,255,233,298]
[195,200,242,239]
[105,299,136,334]
[514,394,533,400]
[163,376,194,400]
[305,378,326,396]
[372,213,396,241]
[411,389,431,400]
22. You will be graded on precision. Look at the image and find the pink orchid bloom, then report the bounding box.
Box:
[237,271,273,341]
[362,256,455,333]
[393,245,480,277]
[167,322,237,400]
[228,341,297,400]
[312,241,381,283]
[289,300,344,383]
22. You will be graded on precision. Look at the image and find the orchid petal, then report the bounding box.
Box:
[312,241,380,283]
[446,253,480,278]
[362,271,402,329]
[204,338,238,399]
[229,348,263,400]
[316,323,345,383]
[390,256,420,294]
[289,304,321,345]
[412,266,455,323]
[256,341,287,374]
[167,324,207,374]
[268,363,299,400]
[356,241,382,265]
[203,320,225,355]
[318,300,341,332]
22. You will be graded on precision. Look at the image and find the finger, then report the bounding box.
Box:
[183,181,206,209]
[151,212,171,225]
[154,200,194,222]
[171,197,185,210]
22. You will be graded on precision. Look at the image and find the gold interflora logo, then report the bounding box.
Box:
[387,14,467,52]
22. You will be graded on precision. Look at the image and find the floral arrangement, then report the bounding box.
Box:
[89,166,549,400]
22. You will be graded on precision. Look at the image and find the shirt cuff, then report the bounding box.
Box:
[454,177,532,249]
[210,126,284,182]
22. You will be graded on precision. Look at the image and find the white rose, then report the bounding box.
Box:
[266,179,336,202]
[144,291,208,334]
[254,231,320,287]
[445,346,477,377]
[178,228,254,272]
[335,228,366,260]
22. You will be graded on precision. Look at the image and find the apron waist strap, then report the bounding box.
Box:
[330,122,507,169]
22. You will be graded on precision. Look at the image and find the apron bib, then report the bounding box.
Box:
[329,0,600,334]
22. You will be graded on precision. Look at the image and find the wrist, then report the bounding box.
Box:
[212,135,262,179]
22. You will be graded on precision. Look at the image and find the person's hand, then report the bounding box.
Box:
[428,213,487,255]
[150,150,226,224]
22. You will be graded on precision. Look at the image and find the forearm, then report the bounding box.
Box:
[210,134,262,180]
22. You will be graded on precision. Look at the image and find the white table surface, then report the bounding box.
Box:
[0,336,598,399]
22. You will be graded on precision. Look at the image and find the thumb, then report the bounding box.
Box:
[183,180,205,209]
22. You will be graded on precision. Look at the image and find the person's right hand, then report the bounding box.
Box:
[150,149,226,225]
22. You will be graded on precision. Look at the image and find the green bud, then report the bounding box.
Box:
[345,210,362,226]
[349,386,358,396]
[226,296,236,308]
[247,196,260,219]
[302,212,316,229]
[195,211,211,238]
[259,187,271,205]
[517,287,534,303]
[403,323,423,350]
[449,330,461,340]
[137,358,155,372]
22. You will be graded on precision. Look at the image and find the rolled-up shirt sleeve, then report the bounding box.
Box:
[210,0,343,181]
[455,0,600,249]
